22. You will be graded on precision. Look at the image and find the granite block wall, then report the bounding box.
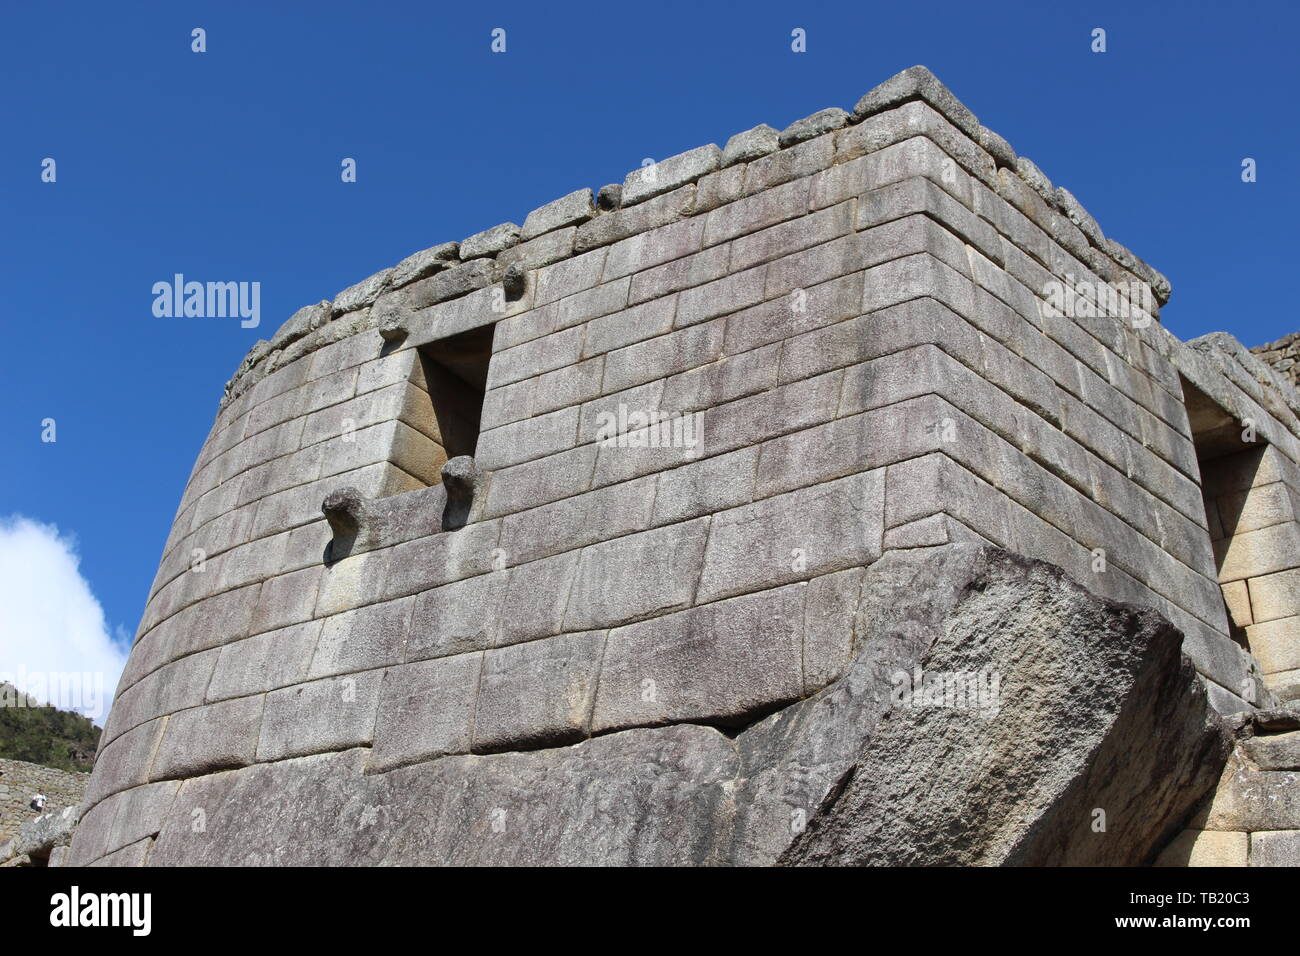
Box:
[0,758,88,843]
[70,66,1300,866]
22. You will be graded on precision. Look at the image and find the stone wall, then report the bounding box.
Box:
[70,66,1299,866]
[0,758,87,843]
[1251,332,1300,389]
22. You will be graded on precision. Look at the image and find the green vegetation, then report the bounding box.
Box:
[0,683,100,772]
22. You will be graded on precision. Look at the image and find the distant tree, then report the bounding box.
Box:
[0,683,100,772]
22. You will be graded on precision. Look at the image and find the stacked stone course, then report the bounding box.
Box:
[0,758,87,843]
[1252,332,1300,389]
[71,66,1300,866]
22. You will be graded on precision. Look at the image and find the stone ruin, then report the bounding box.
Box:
[68,67,1299,866]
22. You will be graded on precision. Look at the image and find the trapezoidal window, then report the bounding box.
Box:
[417,323,495,471]
[1183,376,1269,653]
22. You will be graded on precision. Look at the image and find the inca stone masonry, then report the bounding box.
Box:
[69,67,1300,866]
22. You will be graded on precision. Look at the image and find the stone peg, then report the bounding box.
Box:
[375,300,408,343]
[322,487,367,540]
[501,262,527,301]
[441,456,480,531]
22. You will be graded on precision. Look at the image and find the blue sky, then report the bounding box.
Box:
[1,0,1296,700]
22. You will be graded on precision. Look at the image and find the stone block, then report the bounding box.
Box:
[486,325,583,389]
[333,268,393,316]
[1217,523,1300,582]
[249,565,322,635]
[593,583,805,733]
[695,470,884,605]
[563,518,710,631]
[1250,829,1300,866]
[257,670,382,762]
[622,144,721,206]
[496,551,582,646]
[852,65,980,140]
[674,266,767,329]
[389,242,459,289]
[628,242,730,306]
[380,518,502,600]
[575,185,696,254]
[1247,569,1300,624]
[369,654,481,772]
[314,549,390,618]
[533,247,608,307]
[601,319,724,394]
[473,631,605,752]
[207,620,323,701]
[521,188,596,240]
[309,596,414,679]
[1244,616,1300,675]
[779,107,849,146]
[407,570,510,661]
[150,695,264,781]
[744,131,835,194]
[497,226,576,272]
[730,200,853,274]
[660,341,778,412]
[703,177,809,248]
[403,259,495,310]
[479,443,597,519]
[1243,731,1300,770]
[460,222,520,259]
[582,294,678,358]
[475,404,578,471]
[721,124,779,167]
[1153,828,1247,867]
[601,213,706,286]
[803,568,865,693]
[652,446,758,526]
[498,474,655,567]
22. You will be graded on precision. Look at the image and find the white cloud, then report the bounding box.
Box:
[0,515,127,725]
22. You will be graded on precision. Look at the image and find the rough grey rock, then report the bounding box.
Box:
[272,301,331,348]
[440,456,479,531]
[501,262,527,300]
[389,242,459,289]
[522,188,595,240]
[460,222,520,260]
[1055,186,1105,248]
[852,65,980,140]
[596,183,623,210]
[622,144,722,206]
[779,108,848,147]
[332,268,393,316]
[11,803,80,862]
[780,546,1229,865]
[978,125,1015,169]
[722,124,780,167]
[109,546,1227,866]
[1014,156,1059,209]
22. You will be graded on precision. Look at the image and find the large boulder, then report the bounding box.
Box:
[91,545,1229,866]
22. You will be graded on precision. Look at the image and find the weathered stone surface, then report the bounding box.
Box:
[11,803,79,860]
[622,145,721,206]
[333,268,393,316]
[852,64,980,139]
[522,188,595,240]
[780,546,1229,866]
[721,124,779,167]
[460,222,520,259]
[100,546,1229,866]
[1251,829,1300,866]
[596,183,622,210]
[81,69,1295,872]
[389,242,459,289]
[779,107,848,147]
